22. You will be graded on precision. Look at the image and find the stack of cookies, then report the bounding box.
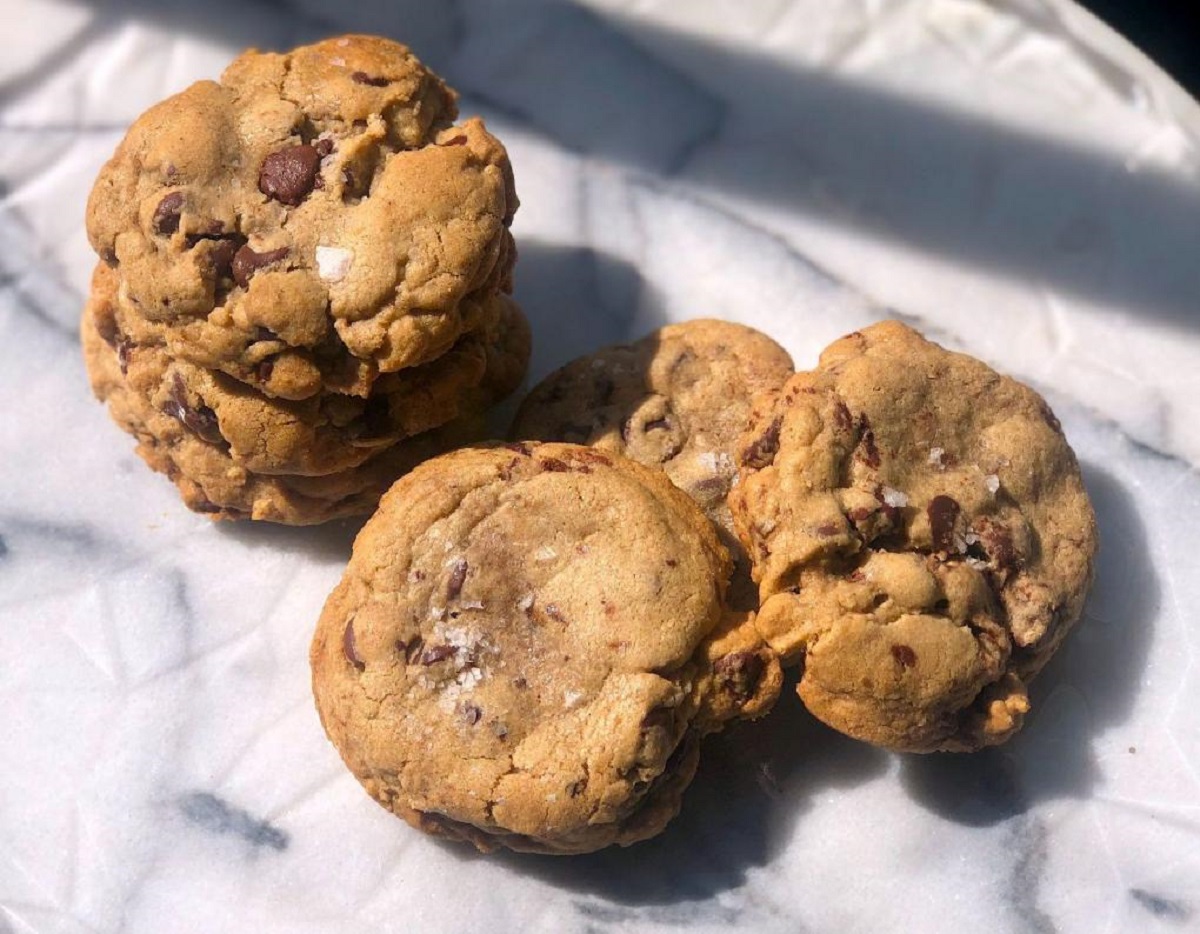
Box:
[81,36,527,523]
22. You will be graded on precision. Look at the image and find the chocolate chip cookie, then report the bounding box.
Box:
[310,442,779,854]
[87,34,517,397]
[510,319,793,609]
[83,267,514,523]
[729,321,1097,752]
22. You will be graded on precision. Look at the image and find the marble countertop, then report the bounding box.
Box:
[2,1,1199,931]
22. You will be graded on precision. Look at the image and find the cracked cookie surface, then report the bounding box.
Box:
[729,321,1097,752]
[87,34,517,398]
[510,319,793,610]
[310,442,779,854]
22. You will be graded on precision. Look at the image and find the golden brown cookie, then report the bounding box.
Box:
[82,274,511,524]
[510,319,793,609]
[87,35,518,398]
[729,321,1097,752]
[310,442,779,854]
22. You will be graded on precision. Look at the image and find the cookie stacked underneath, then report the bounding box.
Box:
[82,36,527,523]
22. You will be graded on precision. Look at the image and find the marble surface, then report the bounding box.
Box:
[2,0,1199,931]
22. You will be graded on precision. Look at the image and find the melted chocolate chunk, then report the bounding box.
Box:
[232,245,289,289]
[351,71,389,87]
[833,399,853,432]
[418,644,457,665]
[152,191,184,235]
[461,703,482,726]
[714,651,766,700]
[742,415,783,469]
[204,237,243,281]
[164,373,223,444]
[927,495,961,553]
[859,416,881,469]
[446,558,468,601]
[116,338,133,375]
[258,145,321,206]
[343,621,365,671]
[891,644,918,669]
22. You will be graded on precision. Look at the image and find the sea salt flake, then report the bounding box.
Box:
[929,446,945,467]
[461,599,485,611]
[563,690,584,709]
[517,593,534,611]
[985,474,1001,494]
[881,487,909,508]
[534,545,557,562]
[316,245,353,282]
[966,557,989,570]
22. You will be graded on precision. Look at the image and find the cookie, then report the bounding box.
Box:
[94,271,529,477]
[510,319,793,608]
[310,442,779,854]
[86,35,518,397]
[82,274,511,524]
[729,321,1097,752]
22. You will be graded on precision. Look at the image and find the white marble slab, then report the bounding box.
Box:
[2,1,1199,932]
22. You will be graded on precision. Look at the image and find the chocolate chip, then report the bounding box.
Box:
[418,644,456,665]
[343,621,365,671]
[258,145,321,206]
[741,415,783,469]
[95,311,119,348]
[165,373,223,444]
[446,558,468,601]
[566,779,586,797]
[232,245,290,289]
[254,326,278,342]
[256,358,275,382]
[351,71,389,87]
[665,558,678,568]
[541,458,570,473]
[153,191,184,235]
[927,495,961,553]
[461,703,482,726]
[512,676,528,690]
[100,247,118,267]
[400,636,425,664]
[204,237,242,280]
[832,399,853,432]
[817,522,840,536]
[314,138,334,157]
[859,415,881,469]
[891,644,918,669]
[714,651,765,700]
[116,338,133,374]
[440,134,468,146]
[503,441,532,456]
